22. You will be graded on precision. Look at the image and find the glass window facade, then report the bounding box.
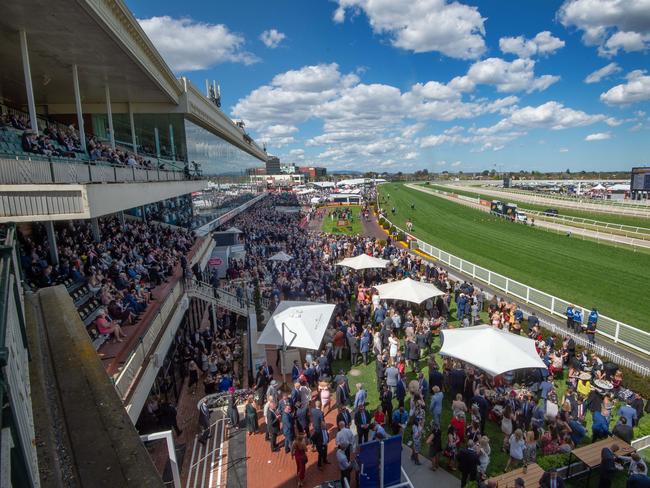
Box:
[184,119,262,177]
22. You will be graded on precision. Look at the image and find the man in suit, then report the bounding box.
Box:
[354,404,371,445]
[354,383,367,411]
[311,400,325,435]
[457,440,480,487]
[282,405,295,453]
[337,405,352,429]
[335,379,349,408]
[313,425,330,468]
[295,399,310,435]
[198,399,211,444]
[291,360,301,383]
[360,330,371,365]
[266,402,280,452]
[539,469,566,488]
[262,361,274,382]
[628,463,650,488]
[290,382,302,408]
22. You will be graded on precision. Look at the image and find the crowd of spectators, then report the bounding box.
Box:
[217,194,648,487]
[19,216,195,343]
[1,111,173,170]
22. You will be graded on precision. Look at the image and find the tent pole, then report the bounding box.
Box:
[281,322,287,387]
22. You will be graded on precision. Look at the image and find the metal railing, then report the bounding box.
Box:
[113,282,183,399]
[0,156,187,185]
[381,214,650,359]
[0,225,39,486]
[194,193,267,236]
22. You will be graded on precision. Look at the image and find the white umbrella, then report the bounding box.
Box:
[440,325,547,377]
[269,251,293,262]
[373,277,444,304]
[257,301,336,350]
[336,253,390,270]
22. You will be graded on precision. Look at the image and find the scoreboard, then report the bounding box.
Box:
[631,167,650,191]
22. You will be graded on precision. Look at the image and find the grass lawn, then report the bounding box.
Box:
[377,183,650,331]
[332,300,650,484]
[320,206,363,236]
[425,183,650,230]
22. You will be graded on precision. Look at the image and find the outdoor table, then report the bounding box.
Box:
[565,437,634,484]
[487,463,545,487]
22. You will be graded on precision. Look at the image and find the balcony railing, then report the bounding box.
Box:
[0,156,188,185]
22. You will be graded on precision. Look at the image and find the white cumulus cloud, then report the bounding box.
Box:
[499,31,565,58]
[585,132,612,140]
[558,0,650,55]
[585,62,622,83]
[332,0,487,59]
[600,70,650,104]
[260,29,286,48]
[466,58,560,93]
[601,31,650,56]
[138,16,257,71]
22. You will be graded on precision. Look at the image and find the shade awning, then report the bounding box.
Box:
[269,251,293,262]
[373,277,444,304]
[336,254,390,270]
[440,325,547,377]
[257,301,337,350]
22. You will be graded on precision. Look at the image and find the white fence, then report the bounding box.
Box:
[381,215,650,360]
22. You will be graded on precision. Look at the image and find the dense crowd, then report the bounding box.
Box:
[215,194,648,488]
[19,217,195,342]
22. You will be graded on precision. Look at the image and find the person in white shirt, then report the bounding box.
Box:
[335,421,355,459]
[370,422,387,442]
[336,445,352,486]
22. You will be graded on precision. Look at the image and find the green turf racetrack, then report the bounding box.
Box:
[378,183,650,331]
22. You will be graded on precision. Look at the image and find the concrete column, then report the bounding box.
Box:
[169,123,176,160]
[105,84,115,149]
[90,218,101,243]
[44,221,59,266]
[72,64,87,153]
[19,30,38,134]
[128,102,137,154]
[154,127,161,158]
[118,211,125,226]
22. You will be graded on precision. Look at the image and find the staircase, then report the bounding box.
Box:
[185,411,229,488]
[185,279,250,316]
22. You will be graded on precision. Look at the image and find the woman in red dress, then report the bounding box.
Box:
[291,434,308,487]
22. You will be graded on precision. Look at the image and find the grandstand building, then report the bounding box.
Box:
[0,1,268,486]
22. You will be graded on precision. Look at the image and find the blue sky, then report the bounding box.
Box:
[127,0,650,173]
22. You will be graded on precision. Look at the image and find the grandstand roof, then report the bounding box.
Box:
[0,0,182,106]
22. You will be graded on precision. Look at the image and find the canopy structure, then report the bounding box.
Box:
[440,325,547,377]
[373,277,444,304]
[257,301,337,350]
[225,226,243,234]
[269,251,293,262]
[336,254,390,270]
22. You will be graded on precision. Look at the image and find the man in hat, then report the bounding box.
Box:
[266,379,279,404]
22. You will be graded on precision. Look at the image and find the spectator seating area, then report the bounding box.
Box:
[0,108,183,171]
[19,217,196,350]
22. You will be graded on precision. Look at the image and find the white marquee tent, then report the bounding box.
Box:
[373,277,444,304]
[336,254,390,270]
[269,251,293,262]
[257,301,337,350]
[440,325,547,377]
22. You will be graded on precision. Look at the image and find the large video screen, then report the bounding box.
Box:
[631,167,650,191]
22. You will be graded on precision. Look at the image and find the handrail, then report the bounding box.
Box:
[0,156,192,185]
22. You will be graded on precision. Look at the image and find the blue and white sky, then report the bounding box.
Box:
[127,0,650,173]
